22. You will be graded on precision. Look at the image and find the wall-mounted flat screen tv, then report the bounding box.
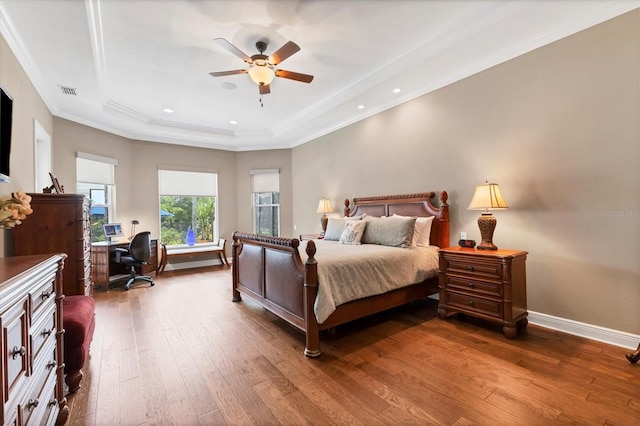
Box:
[0,86,13,183]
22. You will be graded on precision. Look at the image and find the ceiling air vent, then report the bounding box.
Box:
[58,86,77,96]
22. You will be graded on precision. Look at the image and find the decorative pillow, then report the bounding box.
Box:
[324,217,361,241]
[361,216,416,248]
[339,220,367,245]
[394,214,435,247]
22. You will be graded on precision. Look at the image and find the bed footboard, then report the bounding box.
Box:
[232,232,322,357]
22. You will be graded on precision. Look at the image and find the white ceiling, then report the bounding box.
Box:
[0,0,637,152]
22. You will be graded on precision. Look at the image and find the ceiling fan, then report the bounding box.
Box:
[209,38,314,98]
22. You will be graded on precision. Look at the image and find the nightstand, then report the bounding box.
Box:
[299,233,324,241]
[438,247,528,338]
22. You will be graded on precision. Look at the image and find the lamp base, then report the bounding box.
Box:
[320,214,328,237]
[477,213,498,250]
[477,241,498,250]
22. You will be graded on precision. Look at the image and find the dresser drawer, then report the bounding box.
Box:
[39,376,61,426]
[18,362,57,426]
[442,254,503,282]
[30,277,56,318]
[444,275,502,298]
[446,291,503,319]
[30,303,56,367]
[2,296,29,411]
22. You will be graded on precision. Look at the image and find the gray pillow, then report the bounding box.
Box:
[361,216,417,248]
[324,217,361,241]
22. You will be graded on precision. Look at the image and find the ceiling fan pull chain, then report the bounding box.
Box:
[259,96,264,107]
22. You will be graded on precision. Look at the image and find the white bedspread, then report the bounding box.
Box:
[299,240,439,324]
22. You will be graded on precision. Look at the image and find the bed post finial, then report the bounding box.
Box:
[439,191,449,221]
[344,198,351,217]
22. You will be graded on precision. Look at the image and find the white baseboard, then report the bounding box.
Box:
[427,294,638,350]
[528,311,639,350]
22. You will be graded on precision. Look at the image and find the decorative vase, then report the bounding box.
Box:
[186,226,196,246]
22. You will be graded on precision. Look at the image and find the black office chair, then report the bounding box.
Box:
[114,231,155,291]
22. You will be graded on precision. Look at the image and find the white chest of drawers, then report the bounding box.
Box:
[1,254,68,425]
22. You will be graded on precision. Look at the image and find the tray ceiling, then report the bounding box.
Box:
[0,0,636,151]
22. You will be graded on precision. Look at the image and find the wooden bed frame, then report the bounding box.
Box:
[232,191,449,357]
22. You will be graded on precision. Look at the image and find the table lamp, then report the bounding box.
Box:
[316,198,334,236]
[129,219,139,240]
[467,181,508,250]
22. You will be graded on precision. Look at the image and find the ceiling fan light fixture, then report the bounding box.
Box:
[248,65,275,86]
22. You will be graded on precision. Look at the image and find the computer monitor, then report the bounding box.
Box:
[103,223,124,242]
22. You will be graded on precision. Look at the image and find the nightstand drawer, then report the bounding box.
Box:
[445,275,502,298]
[442,255,503,281]
[446,292,503,319]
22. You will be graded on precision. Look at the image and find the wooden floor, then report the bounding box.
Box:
[66,266,639,425]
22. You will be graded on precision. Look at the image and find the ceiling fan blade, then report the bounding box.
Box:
[213,38,252,63]
[275,69,314,83]
[270,41,300,65]
[209,69,248,77]
[259,84,271,95]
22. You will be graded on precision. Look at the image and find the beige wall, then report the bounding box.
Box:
[292,11,640,334]
[52,118,294,241]
[53,118,243,244]
[0,34,53,255]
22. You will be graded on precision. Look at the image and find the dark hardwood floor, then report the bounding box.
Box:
[66,266,639,425]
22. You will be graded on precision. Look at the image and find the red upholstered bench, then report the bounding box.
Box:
[63,295,96,393]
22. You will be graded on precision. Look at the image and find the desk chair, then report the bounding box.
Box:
[114,231,155,290]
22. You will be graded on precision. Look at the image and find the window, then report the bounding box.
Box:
[76,152,117,242]
[158,169,218,246]
[251,169,280,237]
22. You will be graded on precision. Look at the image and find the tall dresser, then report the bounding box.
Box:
[12,194,92,296]
[0,254,69,425]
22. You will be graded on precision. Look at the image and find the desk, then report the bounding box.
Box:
[91,239,158,288]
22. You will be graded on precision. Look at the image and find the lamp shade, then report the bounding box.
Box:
[248,65,275,86]
[467,181,509,211]
[316,198,334,215]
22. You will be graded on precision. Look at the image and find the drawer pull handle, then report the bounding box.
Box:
[48,399,58,408]
[11,345,26,359]
[468,282,475,288]
[42,328,53,337]
[468,300,475,306]
[27,398,39,411]
[41,290,53,300]
[467,266,474,271]
[47,360,57,369]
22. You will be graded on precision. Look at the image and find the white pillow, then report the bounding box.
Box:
[393,214,435,247]
[339,220,367,245]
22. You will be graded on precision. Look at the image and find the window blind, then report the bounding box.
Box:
[76,152,116,185]
[250,169,279,193]
[158,170,218,196]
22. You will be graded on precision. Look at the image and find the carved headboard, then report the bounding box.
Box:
[344,192,450,248]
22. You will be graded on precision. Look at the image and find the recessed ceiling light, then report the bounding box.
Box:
[163,108,174,113]
[221,82,237,90]
[229,120,238,125]
[357,105,365,110]
[393,88,401,93]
